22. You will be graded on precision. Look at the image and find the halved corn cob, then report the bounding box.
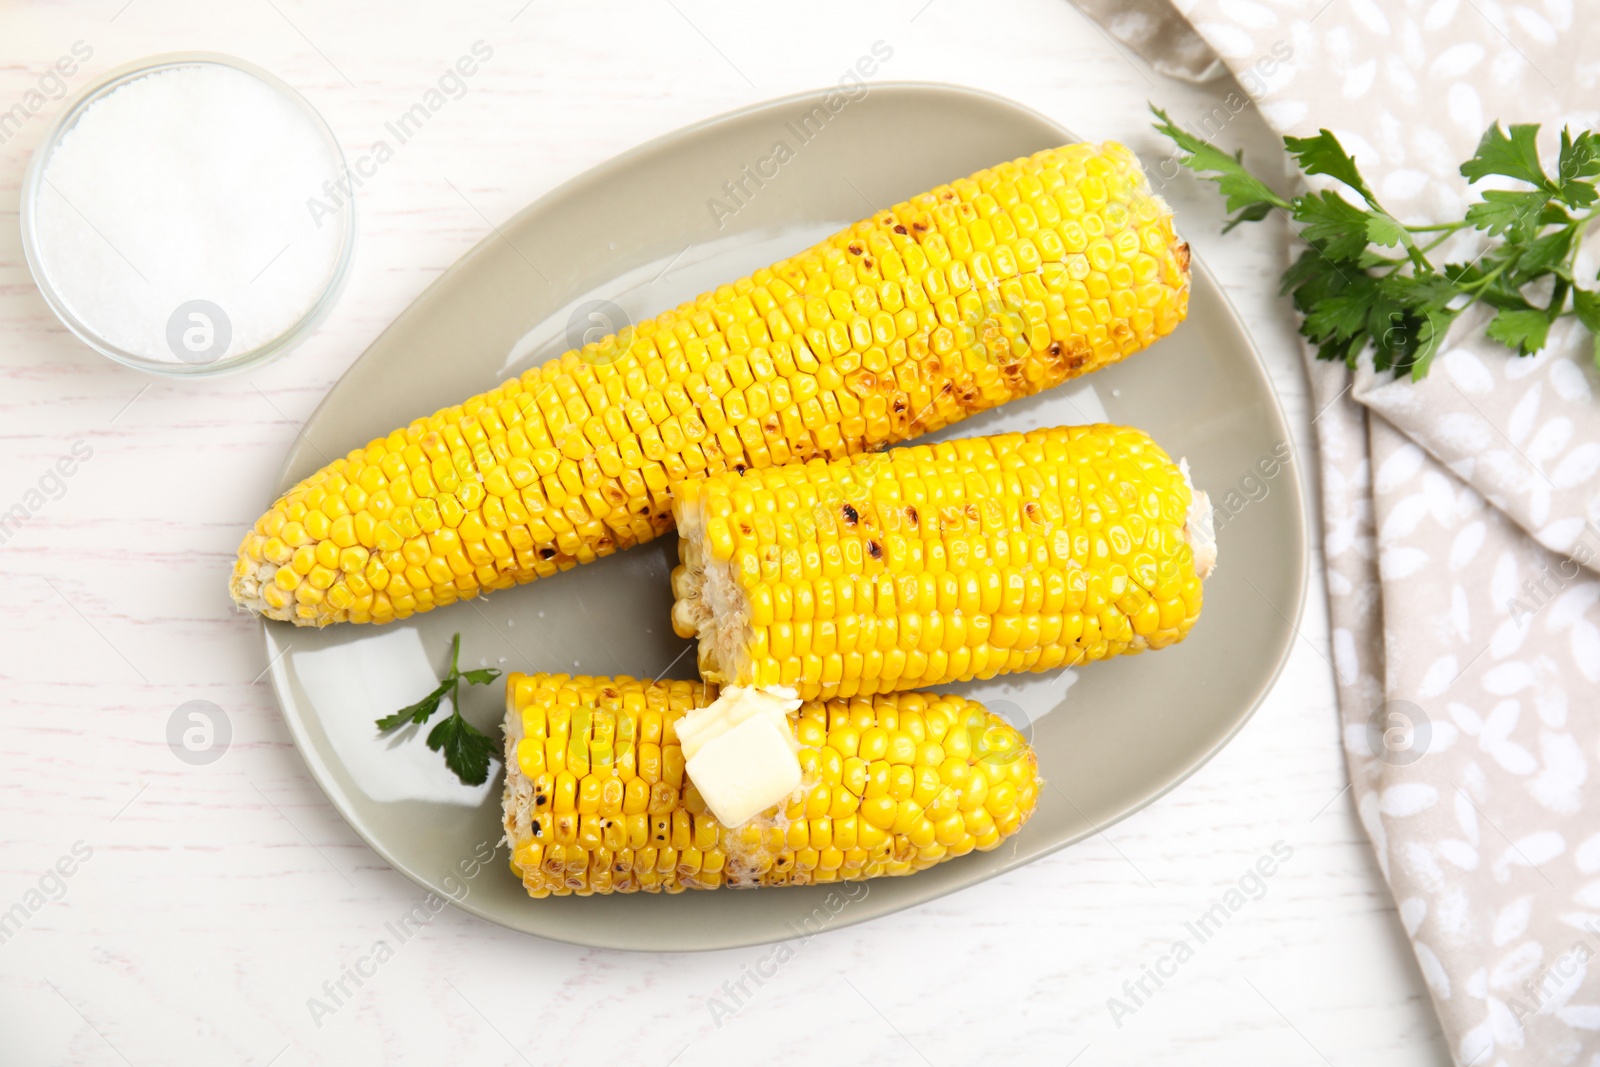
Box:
[233,142,1190,626]
[671,426,1215,701]
[501,674,1039,895]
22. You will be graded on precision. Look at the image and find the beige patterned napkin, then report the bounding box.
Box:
[1069,0,1227,82]
[1077,0,1600,1061]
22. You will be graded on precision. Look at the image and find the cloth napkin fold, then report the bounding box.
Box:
[1080,1,1600,1061]
[1069,0,1228,82]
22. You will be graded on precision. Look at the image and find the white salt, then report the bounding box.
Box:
[32,63,345,365]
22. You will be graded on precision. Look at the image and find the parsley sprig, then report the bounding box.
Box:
[1152,105,1600,378]
[376,633,501,785]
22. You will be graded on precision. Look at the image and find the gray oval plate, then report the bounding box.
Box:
[263,82,1307,951]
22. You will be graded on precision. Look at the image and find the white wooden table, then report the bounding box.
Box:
[0,1,1453,1063]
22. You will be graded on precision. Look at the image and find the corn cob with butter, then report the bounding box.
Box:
[501,674,1039,895]
[232,142,1190,627]
[671,425,1216,702]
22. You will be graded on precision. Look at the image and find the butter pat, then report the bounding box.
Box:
[678,686,802,827]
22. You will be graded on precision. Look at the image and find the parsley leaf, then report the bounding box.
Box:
[1302,286,1374,341]
[1486,307,1552,356]
[1151,106,1289,228]
[1574,288,1600,370]
[1461,124,1552,189]
[375,685,447,731]
[1153,105,1600,382]
[1285,129,1380,206]
[1573,287,1600,333]
[1365,214,1413,249]
[375,633,503,785]
[1293,191,1377,261]
[1465,190,1547,239]
[427,713,498,787]
[1559,128,1600,184]
[1513,228,1574,281]
[1406,306,1460,380]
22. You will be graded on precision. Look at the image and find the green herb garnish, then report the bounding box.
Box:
[1152,105,1600,378]
[376,633,501,785]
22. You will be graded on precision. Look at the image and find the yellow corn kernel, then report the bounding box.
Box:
[861,796,898,831]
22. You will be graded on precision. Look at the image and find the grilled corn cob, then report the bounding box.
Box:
[671,426,1215,701]
[233,142,1190,626]
[501,674,1039,895]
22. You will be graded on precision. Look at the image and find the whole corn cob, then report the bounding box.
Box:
[501,674,1039,895]
[671,425,1215,702]
[232,142,1190,626]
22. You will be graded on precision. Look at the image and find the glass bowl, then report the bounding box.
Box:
[19,52,356,377]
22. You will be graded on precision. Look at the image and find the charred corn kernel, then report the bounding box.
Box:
[234,143,1189,626]
[674,425,1211,700]
[502,675,1039,895]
